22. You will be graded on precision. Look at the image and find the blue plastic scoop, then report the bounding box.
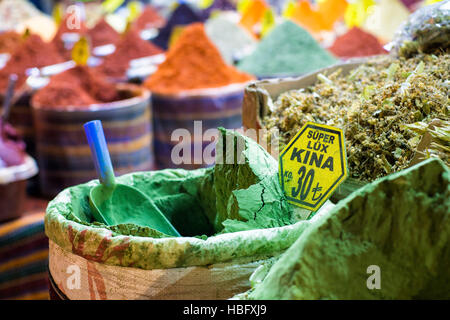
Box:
[84,120,180,237]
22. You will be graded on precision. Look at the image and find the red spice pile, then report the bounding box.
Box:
[0,31,22,54]
[144,23,253,95]
[0,34,64,92]
[87,18,120,47]
[32,65,120,109]
[329,27,387,58]
[133,6,166,30]
[97,27,164,79]
[52,14,88,60]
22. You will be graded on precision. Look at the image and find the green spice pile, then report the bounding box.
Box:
[237,158,450,300]
[237,20,337,77]
[264,52,449,182]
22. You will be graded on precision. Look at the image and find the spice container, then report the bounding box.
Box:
[243,50,449,199]
[151,84,247,169]
[45,128,333,300]
[0,156,38,222]
[0,119,38,222]
[243,60,369,200]
[32,84,153,197]
[0,34,65,157]
[144,23,253,169]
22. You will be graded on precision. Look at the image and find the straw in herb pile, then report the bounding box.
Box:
[144,23,253,95]
[237,21,337,77]
[263,52,449,182]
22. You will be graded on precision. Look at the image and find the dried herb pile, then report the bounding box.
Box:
[264,52,449,182]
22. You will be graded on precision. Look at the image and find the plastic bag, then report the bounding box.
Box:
[391,0,450,57]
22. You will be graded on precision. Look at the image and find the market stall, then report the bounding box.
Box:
[0,0,448,302]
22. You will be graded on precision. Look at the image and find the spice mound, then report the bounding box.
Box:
[264,52,449,182]
[52,14,88,59]
[0,120,26,168]
[133,6,165,30]
[237,20,337,77]
[329,27,387,58]
[87,18,120,48]
[97,27,164,79]
[240,158,450,300]
[0,34,64,92]
[0,31,21,54]
[32,65,120,109]
[144,23,253,95]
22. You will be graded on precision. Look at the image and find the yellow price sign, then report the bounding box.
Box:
[71,36,90,66]
[127,1,142,23]
[279,122,348,211]
[344,0,375,27]
[282,0,296,18]
[237,0,253,14]
[199,0,215,9]
[261,8,276,37]
[168,25,185,48]
[52,3,64,26]
[102,0,125,14]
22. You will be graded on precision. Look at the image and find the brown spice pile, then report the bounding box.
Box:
[264,52,449,181]
[0,34,64,92]
[52,14,88,60]
[32,65,119,109]
[0,31,21,54]
[133,6,165,30]
[87,18,120,47]
[97,27,164,79]
[144,23,254,94]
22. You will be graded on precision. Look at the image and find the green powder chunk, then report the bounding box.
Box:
[213,128,294,232]
[240,158,450,299]
[237,20,338,77]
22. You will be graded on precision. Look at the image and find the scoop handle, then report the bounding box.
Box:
[2,74,18,121]
[84,120,116,187]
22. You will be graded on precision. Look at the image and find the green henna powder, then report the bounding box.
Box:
[237,20,338,77]
[238,158,450,300]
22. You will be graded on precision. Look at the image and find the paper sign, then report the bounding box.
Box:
[237,0,253,14]
[72,36,90,66]
[344,0,375,28]
[168,25,185,48]
[199,0,215,9]
[127,1,142,23]
[261,8,276,37]
[52,3,63,25]
[279,122,348,211]
[282,0,296,18]
[102,0,125,14]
